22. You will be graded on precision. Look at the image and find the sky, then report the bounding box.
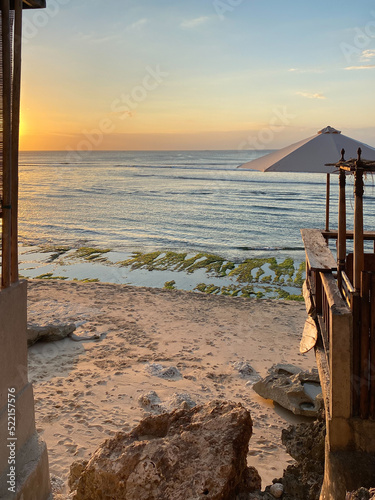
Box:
[19,0,375,151]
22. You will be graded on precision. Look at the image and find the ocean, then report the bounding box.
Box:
[16,150,375,296]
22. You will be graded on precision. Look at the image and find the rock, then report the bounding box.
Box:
[233,361,261,381]
[50,475,65,495]
[346,488,375,500]
[281,419,325,464]
[69,459,89,491]
[145,363,182,380]
[138,391,166,413]
[27,322,76,346]
[138,392,196,414]
[280,419,326,500]
[282,461,323,500]
[248,492,274,500]
[165,392,196,410]
[270,483,284,498]
[71,400,261,500]
[253,364,323,417]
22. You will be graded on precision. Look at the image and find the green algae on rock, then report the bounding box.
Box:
[164,280,176,290]
[119,251,235,276]
[74,247,111,261]
[35,273,68,280]
[40,245,71,262]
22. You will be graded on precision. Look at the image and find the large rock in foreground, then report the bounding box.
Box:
[27,322,76,346]
[71,400,261,500]
[253,364,323,417]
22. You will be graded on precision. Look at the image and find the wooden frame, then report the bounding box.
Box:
[21,0,46,7]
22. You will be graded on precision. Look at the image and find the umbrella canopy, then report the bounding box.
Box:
[238,126,375,173]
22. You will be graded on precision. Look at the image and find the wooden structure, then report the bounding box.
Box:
[0,0,45,289]
[302,149,375,499]
[0,2,51,499]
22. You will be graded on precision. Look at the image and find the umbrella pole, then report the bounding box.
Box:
[325,173,330,231]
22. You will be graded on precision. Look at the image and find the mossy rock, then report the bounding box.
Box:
[164,280,176,290]
[74,247,111,261]
[35,273,68,280]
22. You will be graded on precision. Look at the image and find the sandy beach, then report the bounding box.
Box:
[27,279,316,497]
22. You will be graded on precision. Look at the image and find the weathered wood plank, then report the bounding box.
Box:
[370,274,375,419]
[352,293,361,416]
[300,316,318,354]
[2,0,13,289]
[301,228,337,271]
[21,0,46,8]
[10,0,22,283]
[315,340,331,418]
[322,230,375,241]
[321,272,352,421]
[303,280,316,317]
[360,271,370,419]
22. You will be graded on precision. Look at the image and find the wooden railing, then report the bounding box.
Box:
[319,271,352,420]
[301,228,352,421]
[352,270,375,419]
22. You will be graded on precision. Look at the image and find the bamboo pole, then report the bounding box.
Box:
[353,168,364,291]
[10,0,22,283]
[325,173,330,231]
[1,0,12,289]
[337,169,346,290]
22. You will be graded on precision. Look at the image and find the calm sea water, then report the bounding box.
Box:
[18,150,375,264]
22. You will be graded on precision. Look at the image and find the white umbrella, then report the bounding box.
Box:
[238,126,375,229]
[238,126,375,173]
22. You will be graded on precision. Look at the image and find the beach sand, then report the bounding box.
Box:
[27,280,315,496]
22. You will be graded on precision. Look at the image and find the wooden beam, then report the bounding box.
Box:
[21,0,46,8]
[321,230,375,241]
[1,0,12,289]
[354,169,364,291]
[337,169,346,289]
[301,228,337,272]
[11,0,22,283]
[369,274,375,419]
[360,271,370,419]
[321,272,352,422]
[325,173,330,231]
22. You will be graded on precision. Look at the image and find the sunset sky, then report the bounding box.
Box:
[20,0,375,151]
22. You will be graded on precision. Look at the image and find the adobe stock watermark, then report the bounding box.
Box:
[23,0,71,44]
[65,65,169,163]
[238,106,296,151]
[340,11,375,63]
[213,0,244,21]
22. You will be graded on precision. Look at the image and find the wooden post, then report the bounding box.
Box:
[1,0,12,289]
[353,168,364,291]
[325,173,330,232]
[369,274,375,419]
[360,271,370,419]
[337,169,346,289]
[10,0,22,284]
[320,273,352,423]
[352,292,361,416]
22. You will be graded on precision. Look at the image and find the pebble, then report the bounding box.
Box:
[270,483,284,498]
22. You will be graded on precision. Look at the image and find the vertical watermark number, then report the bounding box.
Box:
[7,388,17,494]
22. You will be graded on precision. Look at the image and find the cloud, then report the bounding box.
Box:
[74,32,122,44]
[180,16,210,29]
[296,92,326,100]
[288,67,323,74]
[345,65,375,70]
[126,18,148,31]
[360,49,375,62]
